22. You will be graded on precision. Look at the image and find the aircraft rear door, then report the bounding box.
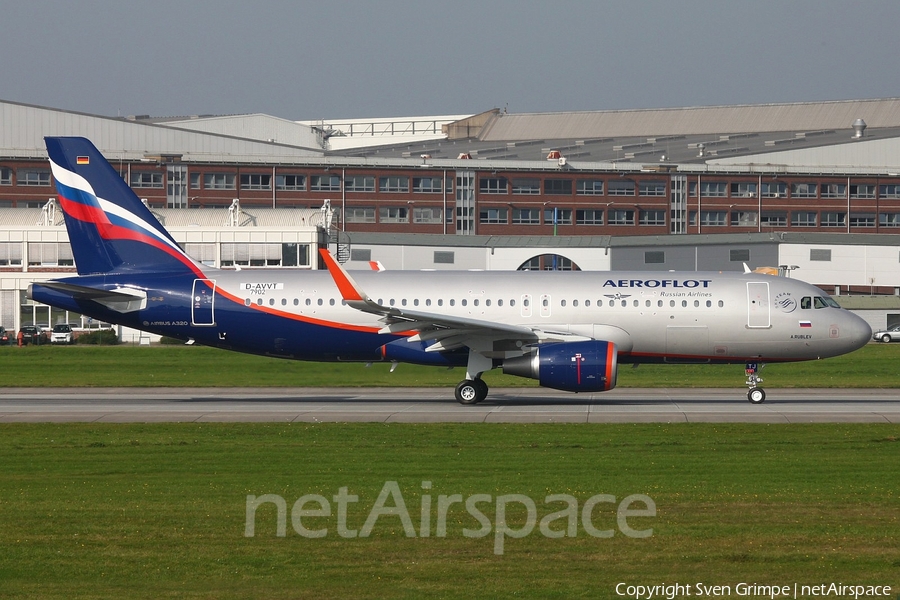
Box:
[192,279,216,326]
[746,281,770,328]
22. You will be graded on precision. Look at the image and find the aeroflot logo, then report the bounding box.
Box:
[240,282,285,294]
[602,279,712,289]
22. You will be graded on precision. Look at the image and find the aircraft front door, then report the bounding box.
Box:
[746,281,770,328]
[192,279,216,326]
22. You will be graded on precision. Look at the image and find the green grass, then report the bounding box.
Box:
[1,343,898,389]
[0,423,898,599]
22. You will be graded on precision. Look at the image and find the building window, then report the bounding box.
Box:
[219,242,305,267]
[379,207,408,223]
[17,169,51,186]
[790,183,818,198]
[350,249,371,262]
[479,207,508,224]
[204,173,235,190]
[576,209,604,225]
[0,241,23,266]
[850,184,876,199]
[344,175,374,192]
[639,209,666,226]
[760,182,787,198]
[434,251,454,264]
[130,171,163,188]
[276,174,307,191]
[240,173,271,190]
[879,184,900,199]
[699,181,727,197]
[512,208,540,224]
[511,178,540,195]
[760,211,787,227]
[345,207,376,223]
[730,182,757,197]
[2,167,14,185]
[730,249,751,262]
[413,207,443,223]
[879,212,900,227]
[479,177,508,194]
[700,211,727,226]
[638,181,666,197]
[730,211,758,227]
[821,183,846,198]
[791,212,818,227]
[27,242,74,266]
[413,177,445,193]
[310,174,340,192]
[576,180,604,196]
[379,176,409,193]
[608,209,635,225]
[544,179,573,195]
[608,179,635,196]
[821,212,846,227]
[644,251,665,264]
[190,173,201,189]
[849,213,876,227]
[810,249,832,262]
[543,208,572,225]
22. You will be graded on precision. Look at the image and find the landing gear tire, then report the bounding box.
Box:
[455,379,488,405]
[747,387,766,404]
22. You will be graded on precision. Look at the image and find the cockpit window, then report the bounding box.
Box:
[814,296,840,309]
[800,297,811,309]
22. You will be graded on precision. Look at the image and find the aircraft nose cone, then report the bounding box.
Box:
[845,313,872,351]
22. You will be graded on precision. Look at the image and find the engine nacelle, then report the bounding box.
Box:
[502,341,617,392]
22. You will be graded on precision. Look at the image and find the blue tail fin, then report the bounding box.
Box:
[45,136,202,276]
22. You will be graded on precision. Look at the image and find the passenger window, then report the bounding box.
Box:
[414,299,419,306]
[573,300,578,307]
[498,299,503,307]
[305,298,311,306]
[257,299,263,306]
[609,300,615,307]
[281,298,287,306]
[510,299,516,307]
[401,299,407,306]
[244,299,251,306]
[561,299,567,307]
[706,300,711,307]
[462,299,467,306]
[523,299,529,307]
[718,300,724,307]
[329,298,335,306]
[317,298,323,306]
[486,299,491,307]
[585,300,591,307]
[450,299,455,306]
[473,299,479,306]
[682,300,687,307]
[437,299,443,306]
[293,298,299,306]
[670,300,675,307]
[633,300,639,307]
[658,300,663,307]
[269,298,275,306]
[621,300,627,307]
[426,299,431,306]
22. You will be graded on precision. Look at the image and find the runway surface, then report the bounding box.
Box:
[0,387,898,423]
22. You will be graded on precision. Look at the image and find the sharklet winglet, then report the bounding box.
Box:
[319,248,366,302]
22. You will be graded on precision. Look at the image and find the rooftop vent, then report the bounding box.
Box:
[852,118,867,138]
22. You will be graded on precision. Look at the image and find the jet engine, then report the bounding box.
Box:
[502,341,618,392]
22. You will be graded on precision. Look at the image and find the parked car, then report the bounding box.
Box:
[0,326,10,345]
[18,325,47,345]
[872,324,900,343]
[51,323,76,344]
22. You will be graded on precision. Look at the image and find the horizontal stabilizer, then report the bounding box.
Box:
[35,281,147,312]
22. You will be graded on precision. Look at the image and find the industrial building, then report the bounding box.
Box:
[2,98,900,336]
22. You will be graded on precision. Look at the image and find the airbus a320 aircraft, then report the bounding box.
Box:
[29,137,872,404]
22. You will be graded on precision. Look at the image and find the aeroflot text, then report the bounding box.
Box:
[244,481,655,555]
[603,279,712,289]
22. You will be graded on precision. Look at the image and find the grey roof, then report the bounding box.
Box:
[477,99,900,140]
[0,100,323,163]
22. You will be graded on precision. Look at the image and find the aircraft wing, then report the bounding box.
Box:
[318,249,589,353]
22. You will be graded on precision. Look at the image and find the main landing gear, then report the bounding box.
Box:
[745,362,766,404]
[455,378,489,405]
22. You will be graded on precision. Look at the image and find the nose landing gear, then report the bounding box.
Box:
[745,362,766,404]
